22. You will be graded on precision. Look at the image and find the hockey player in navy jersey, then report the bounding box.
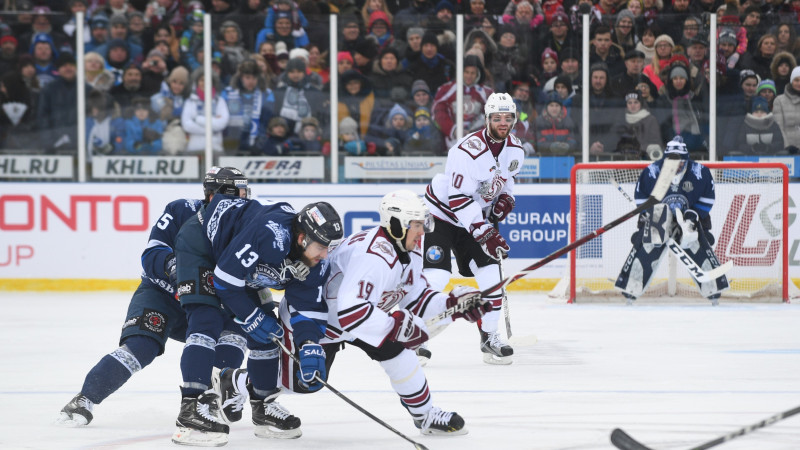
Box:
[422,92,527,365]
[58,166,251,428]
[615,136,730,304]
[171,189,343,446]
[272,190,492,435]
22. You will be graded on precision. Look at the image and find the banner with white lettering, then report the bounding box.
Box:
[218,156,324,180]
[0,155,73,179]
[92,156,199,180]
[344,157,446,179]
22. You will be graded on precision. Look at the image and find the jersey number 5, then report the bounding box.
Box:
[235,243,259,268]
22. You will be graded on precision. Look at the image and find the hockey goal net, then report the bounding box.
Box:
[563,161,792,303]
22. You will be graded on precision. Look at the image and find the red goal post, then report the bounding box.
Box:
[566,161,791,303]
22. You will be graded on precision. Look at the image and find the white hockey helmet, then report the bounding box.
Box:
[379,190,434,242]
[484,92,517,128]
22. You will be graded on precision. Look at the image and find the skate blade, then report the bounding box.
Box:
[420,427,469,436]
[254,425,302,439]
[171,427,229,447]
[508,334,537,347]
[55,412,89,427]
[482,353,513,365]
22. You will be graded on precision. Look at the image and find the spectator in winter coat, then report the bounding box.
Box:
[368,47,413,101]
[366,10,395,55]
[284,116,327,154]
[772,66,800,153]
[654,61,705,153]
[405,106,444,155]
[492,25,528,94]
[151,65,190,122]
[110,65,145,117]
[393,0,434,46]
[407,31,454,95]
[339,115,372,156]
[29,33,59,88]
[123,97,165,154]
[37,53,85,152]
[370,102,409,156]
[771,52,796,95]
[255,115,293,155]
[273,56,326,135]
[218,21,250,85]
[573,63,621,155]
[180,68,230,153]
[432,54,492,147]
[337,69,376,140]
[642,34,674,91]
[614,90,662,159]
[0,35,19,77]
[757,79,777,111]
[85,89,123,160]
[723,96,784,155]
[0,71,39,150]
[84,51,115,92]
[221,59,275,152]
[534,91,578,155]
[741,34,777,82]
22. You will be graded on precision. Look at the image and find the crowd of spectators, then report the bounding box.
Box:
[1,0,800,160]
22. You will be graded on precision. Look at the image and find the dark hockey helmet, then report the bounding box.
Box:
[295,202,344,248]
[203,166,250,200]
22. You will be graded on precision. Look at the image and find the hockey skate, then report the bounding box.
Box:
[415,343,432,366]
[413,406,468,436]
[171,391,229,447]
[250,388,301,439]
[622,292,636,306]
[479,330,513,365]
[57,393,94,427]
[211,367,249,423]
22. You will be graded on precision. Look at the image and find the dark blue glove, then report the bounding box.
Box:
[297,342,326,392]
[235,308,284,343]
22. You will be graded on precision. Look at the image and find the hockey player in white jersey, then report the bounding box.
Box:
[615,136,730,304]
[422,92,527,365]
[276,190,492,435]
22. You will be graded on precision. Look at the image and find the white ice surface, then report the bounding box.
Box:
[3,292,800,450]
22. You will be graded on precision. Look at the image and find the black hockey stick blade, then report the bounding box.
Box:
[479,154,682,297]
[272,338,430,450]
[610,403,800,450]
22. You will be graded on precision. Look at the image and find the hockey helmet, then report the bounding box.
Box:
[379,190,434,242]
[296,202,343,248]
[484,92,517,128]
[203,166,250,200]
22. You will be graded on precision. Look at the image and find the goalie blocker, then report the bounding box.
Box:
[615,204,729,302]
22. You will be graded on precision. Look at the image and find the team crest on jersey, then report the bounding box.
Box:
[509,160,519,172]
[377,286,407,312]
[265,220,288,252]
[199,267,215,296]
[141,309,167,337]
[661,194,689,213]
[426,245,443,263]
[477,174,506,201]
[371,240,395,257]
[247,263,284,289]
[682,181,694,192]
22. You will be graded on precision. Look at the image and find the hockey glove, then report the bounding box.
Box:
[471,222,510,260]
[164,253,177,285]
[297,342,326,392]
[491,193,515,223]
[388,310,429,349]
[675,209,699,249]
[235,308,284,344]
[446,285,491,323]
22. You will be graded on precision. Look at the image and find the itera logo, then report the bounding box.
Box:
[716,194,783,266]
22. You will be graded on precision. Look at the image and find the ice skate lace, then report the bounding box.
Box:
[485,331,507,350]
[264,401,292,420]
[423,407,454,429]
[198,396,224,423]
[221,372,248,413]
[74,395,94,412]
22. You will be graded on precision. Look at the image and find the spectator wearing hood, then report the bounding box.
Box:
[218,20,249,84]
[110,64,146,116]
[723,95,784,155]
[368,102,409,156]
[773,66,800,153]
[85,13,110,53]
[407,30,454,95]
[337,14,366,56]
[93,13,143,61]
[18,5,72,57]
[222,59,275,152]
[771,52,796,95]
[37,53,87,153]
[181,68,230,153]
[337,69,376,139]
[432,53,492,147]
[104,38,132,85]
[366,10,394,55]
[465,27,497,75]
[352,38,378,76]
[369,47,413,101]
[29,33,59,88]
[0,35,19,82]
[273,55,326,135]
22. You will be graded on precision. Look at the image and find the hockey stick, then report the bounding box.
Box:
[610,404,800,450]
[609,177,733,283]
[272,337,429,450]
[491,216,514,340]
[472,155,682,301]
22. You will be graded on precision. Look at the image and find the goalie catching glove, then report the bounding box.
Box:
[388,310,429,349]
[447,285,492,323]
[675,208,699,249]
[471,222,510,260]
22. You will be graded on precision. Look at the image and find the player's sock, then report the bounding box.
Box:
[214,331,247,369]
[181,333,218,396]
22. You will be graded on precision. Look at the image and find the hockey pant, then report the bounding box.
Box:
[616,227,729,299]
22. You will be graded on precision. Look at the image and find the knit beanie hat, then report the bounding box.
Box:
[541,47,558,66]
[625,90,642,104]
[654,34,675,48]
[411,79,431,96]
[168,66,190,84]
[421,31,439,48]
[414,106,431,119]
[757,79,777,95]
[791,66,800,83]
[339,116,358,135]
[751,96,769,113]
[669,64,688,79]
[286,56,306,72]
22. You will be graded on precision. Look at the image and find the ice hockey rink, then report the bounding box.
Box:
[3,291,800,450]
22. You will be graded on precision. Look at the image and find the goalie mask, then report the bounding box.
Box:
[379,190,434,246]
[203,166,250,200]
[663,135,689,174]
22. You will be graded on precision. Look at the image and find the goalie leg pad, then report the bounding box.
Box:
[615,242,669,298]
[683,230,730,298]
[641,204,674,249]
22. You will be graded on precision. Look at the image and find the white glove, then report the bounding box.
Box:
[291,28,306,38]
[675,209,698,249]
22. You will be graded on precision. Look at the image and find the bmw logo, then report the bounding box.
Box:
[426,246,443,263]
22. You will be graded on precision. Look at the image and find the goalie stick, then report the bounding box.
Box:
[610,403,800,450]
[609,177,733,284]
[271,337,430,450]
